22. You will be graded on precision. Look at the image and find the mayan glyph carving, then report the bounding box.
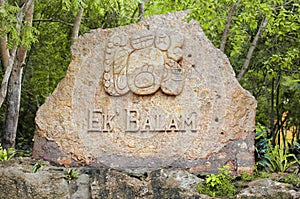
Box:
[103,30,185,96]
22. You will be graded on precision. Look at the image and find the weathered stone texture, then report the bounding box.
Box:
[1,159,299,199]
[0,158,209,199]
[33,11,257,174]
[237,179,300,199]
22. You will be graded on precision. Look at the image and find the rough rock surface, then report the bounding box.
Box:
[33,11,257,174]
[0,158,210,199]
[1,159,299,199]
[236,179,300,199]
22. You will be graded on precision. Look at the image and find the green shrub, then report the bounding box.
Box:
[0,144,15,161]
[197,166,236,198]
[255,123,270,160]
[278,174,300,188]
[257,144,299,173]
[255,123,300,173]
[64,168,80,183]
[32,160,45,173]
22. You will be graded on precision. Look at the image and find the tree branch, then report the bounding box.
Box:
[33,18,73,26]
[71,8,84,46]
[237,18,268,82]
[138,1,145,22]
[17,0,34,68]
[220,2,237,52]
[130,7,138,23]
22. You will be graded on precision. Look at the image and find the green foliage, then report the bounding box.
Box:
[255,123,270,160]
[197,166,236,198]
[64,168,80,182]
[145,0,195,17]
[15,137,33,157]
[242,167,271,180]
[0,2,21,48]
[19,22,39,50]
[0,144,15,161]
[255,124,300,173]
[240,172,256,182]
[188,0,231,47]
[258,144,300,172]
[32,160,45,173]
[255,170,271,179]
[291,141,300,160]
[82,0,140,30]
[235,170,270,191]
[61,0,85,11]
[278,174,300,188]
[0,2,38,49]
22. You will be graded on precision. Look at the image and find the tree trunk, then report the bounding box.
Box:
[0,26,9,69]
[270,77,276,146]
[2,0,34,149]
[237,18,268,82]
[0,48,17,108]
[275,72,282,147]
[220,2,238,52]
[2,63,23,149]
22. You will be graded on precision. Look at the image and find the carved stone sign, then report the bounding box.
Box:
[33,12,257,175]
[103,30,185,96]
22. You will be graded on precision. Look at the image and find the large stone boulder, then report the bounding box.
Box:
[33,11,257,175]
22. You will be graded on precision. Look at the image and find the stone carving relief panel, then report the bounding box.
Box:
[103,30,185,96]
[33,12,257,175]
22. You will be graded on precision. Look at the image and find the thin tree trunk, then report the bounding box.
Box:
[237,18,268,82]
[291,125,295,145]
[3,63,24,149]
[2,0,34,149]
[138,1,144,22]
[296,126,299,143]
[265,80,271,138]
[0,48,17,108]
[0,26,9,69]
[220,2,237,52]
[71,7,83,46]
[276,72,282,147]
[270,77,276,146]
